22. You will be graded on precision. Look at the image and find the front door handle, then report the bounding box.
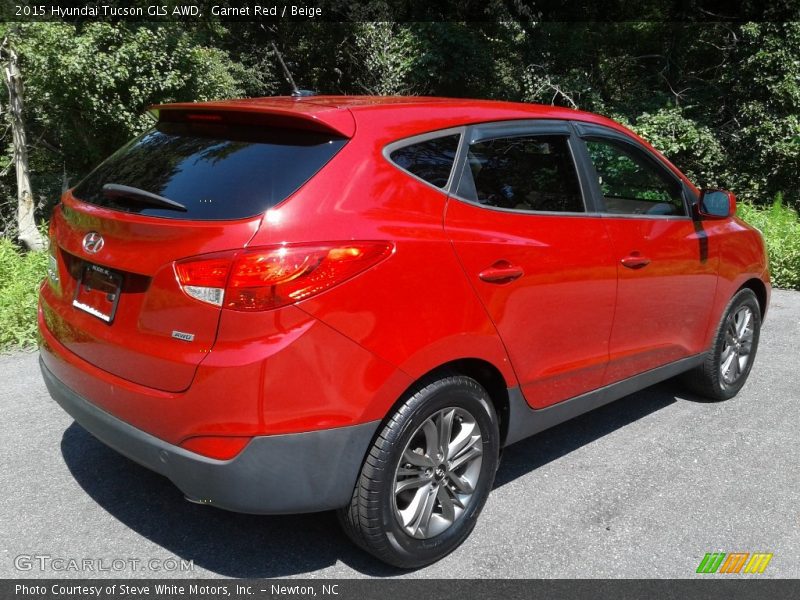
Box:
[479,261,524,283]
[621,253,651,269]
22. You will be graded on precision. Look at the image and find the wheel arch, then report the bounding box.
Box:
[385,358,512,448]
[738,277,769,320]
[705,273,770,349]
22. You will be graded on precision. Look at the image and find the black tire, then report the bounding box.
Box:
[682,288,761,401]
[338,374,500,568]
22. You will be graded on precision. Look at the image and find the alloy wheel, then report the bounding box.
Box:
[393,407,484,539]
[720,305,755,385]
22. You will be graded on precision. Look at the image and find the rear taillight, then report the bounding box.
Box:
[174,258,231,306]
[175,242,393,311]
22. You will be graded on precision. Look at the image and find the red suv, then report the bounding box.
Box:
[39,96,769,567]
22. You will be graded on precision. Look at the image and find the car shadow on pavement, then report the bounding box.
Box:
[493,382,680,488]
[60,423,403,578]
[60,380,683,578]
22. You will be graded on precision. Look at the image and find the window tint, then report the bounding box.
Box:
[389,135,460,188]
[456,135,584,213]
[72,122,347,220]
[585,139,685,216]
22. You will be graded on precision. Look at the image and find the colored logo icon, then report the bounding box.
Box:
[696,552,773,574]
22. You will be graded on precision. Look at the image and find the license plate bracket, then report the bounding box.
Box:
[72,263,122,323]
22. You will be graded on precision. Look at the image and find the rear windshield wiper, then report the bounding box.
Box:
[102,184,187,212]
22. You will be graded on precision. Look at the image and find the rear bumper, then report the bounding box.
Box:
[41,356,379,514]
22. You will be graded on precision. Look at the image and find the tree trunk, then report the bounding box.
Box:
[271,41,299,95]
[2,40,44,251]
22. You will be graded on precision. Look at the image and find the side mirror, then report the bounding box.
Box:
[697,189,736,219]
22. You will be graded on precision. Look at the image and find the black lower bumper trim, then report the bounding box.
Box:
[40,355,379,514]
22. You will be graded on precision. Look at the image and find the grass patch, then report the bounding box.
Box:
[0,238,47,350]
[738,194,800,291]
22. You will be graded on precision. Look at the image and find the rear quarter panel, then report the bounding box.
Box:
[246,126,517,422]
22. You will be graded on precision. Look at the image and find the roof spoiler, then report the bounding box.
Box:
[148,101,355,138]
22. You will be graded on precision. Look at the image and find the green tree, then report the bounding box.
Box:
[3,22,244,211]
[350,23,416,95]
[623,107,725,188]
[721,22,800,205]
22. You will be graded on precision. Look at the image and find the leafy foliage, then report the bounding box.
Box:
[0,238,46,349]
[3,22,244,209]
[349,23,417,95]
[623,108,725,188]
[721,23,800,206]
[2,20,798,213]
[738,195,800,290]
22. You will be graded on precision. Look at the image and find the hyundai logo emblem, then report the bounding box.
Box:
[82,232,105,254]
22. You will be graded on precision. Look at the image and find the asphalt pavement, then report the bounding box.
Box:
[2,290,798,579]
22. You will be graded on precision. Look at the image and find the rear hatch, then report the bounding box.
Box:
[42,105,349,392]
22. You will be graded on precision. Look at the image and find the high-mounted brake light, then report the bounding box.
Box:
[185,113,223,122]
[175,242,393,311]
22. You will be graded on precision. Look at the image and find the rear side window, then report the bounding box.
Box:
[456,135,585,213]
[72,122,347,220]
[388,134,460,188]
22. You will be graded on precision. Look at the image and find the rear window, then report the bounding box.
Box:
[72,122,347,220]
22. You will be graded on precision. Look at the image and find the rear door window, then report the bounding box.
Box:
[72,122,347,220]
[456,135,585,213]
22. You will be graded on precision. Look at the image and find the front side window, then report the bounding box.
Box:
[584,139,686,216]
[388,134,460,188]
[456,135,584,213]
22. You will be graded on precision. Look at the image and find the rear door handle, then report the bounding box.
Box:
[621,253,651,269]
[479,261,524,283]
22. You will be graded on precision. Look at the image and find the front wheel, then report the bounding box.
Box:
[682,288,762,401]
[338,374,500,568]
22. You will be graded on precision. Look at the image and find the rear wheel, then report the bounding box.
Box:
[338,374,500,568]
[682,288,761,401]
